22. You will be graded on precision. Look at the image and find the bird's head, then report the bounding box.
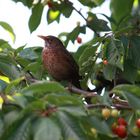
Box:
[38,35,63,48]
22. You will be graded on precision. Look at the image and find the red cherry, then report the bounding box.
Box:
[116,125,127,138]
[47,1,53,8]
[118,118,127,126]
[111,122,118,135]
[103,59,108,65]
[76,37,82,44]
[136,118,140,128]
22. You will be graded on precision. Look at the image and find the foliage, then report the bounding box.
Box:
[0,0,140,139]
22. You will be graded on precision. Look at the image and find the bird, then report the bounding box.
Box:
[38,35,81,88]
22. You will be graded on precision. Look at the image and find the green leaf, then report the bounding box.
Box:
[0,39,8,47]
[122,59,138,83]
[128,36,140,68]
[112,84,140,109]
[47,9,60,24]
[89,117,111,135]
[105,39,124,70]
[110,0,134,22]
[5,77,25,94]
[18,48,38,60]
[46,93,83,106]
[103,64,116,81]
[0,80,7,92]
[21,81,66,96]
[24,62,41,73]
[29,3,44,33]
[13,94,28,108]
[0,62,20,80]
[53,0,73,18]
[12,0,33,8]
[0,115,32,140]
[65,26,86,46]
[59,106,86,116]
[0,21,16,42]
[112,84,140,97]
[4,111,20,127]
[79,0,96,7]
[79,45,98,79]
[87,13,110,32]
[33,118,61,140]
[79,45,98,66]
[56,111,88,140]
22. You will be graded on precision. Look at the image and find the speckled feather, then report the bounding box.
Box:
[40,35,81,88]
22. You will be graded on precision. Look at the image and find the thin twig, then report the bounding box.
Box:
[86,104,110,109]
[66,85,97,97]
[113,104,132,110]
[86,103,132,110]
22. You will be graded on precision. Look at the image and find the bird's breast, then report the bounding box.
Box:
[42,48,73,81]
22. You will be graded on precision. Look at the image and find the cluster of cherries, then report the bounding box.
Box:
[102,108,140,138]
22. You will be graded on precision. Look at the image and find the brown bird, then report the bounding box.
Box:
[38,35,81,88]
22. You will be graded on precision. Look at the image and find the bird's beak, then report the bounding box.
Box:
[37,35,46,40]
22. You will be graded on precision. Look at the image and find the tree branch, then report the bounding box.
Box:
[66,85,97,97]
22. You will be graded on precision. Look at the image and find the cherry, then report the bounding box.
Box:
[47,1,53,8]
[103,59,108,65]
[116,125,127,138]
[111,122,118,135]
[111,109,119,118]
[132,126,139,136]
[76,37,82,44]
[136,118,140,128]
[118,117,127,126]
[102,108,111,119]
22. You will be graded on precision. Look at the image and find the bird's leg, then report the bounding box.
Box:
[68,82,73,92]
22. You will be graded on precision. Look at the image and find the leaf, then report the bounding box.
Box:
[12,93,28,108]
[89,116,111,135]
[0,39,8,47]
[103,64,116,81]
[0,75,10,83]
[0,21,16,43]
[105,39,124,70]
[79,0,96,8]
[0,96,4,109]
[5,77,25,94]
[18,48,38,60]
[33,118,61,140]
[87,12,110,32]
[12,0,33,8]
[0,62,20,80]
[65,26,86,46]
[79,45,98,79]
[79,45,98,66]
[0,115,32,140]
[46,93,83,106]
[53,0,73,18]
[0,53,16,65]
[47,9,60,24]
[0,80,7,92]
[29,3,44,33]
[112,84,140,109]
[24,62,41,73]
[59,106,86,116]
[4,111,20,127]
[21,81,66,96]
[128,36,140,68]
[110,0,134,22]
[122,59,137,83]
[56,111,88,140]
